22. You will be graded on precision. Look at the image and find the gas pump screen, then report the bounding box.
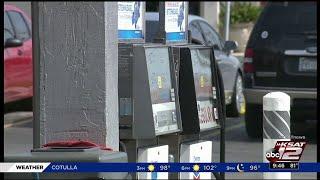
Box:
[190,49,219,130]
[145,47,179,135]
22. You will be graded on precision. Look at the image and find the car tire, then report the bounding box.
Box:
[227,73,246,117]
[245,103,262,139]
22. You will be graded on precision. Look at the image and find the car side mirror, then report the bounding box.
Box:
[224,40,238,52]
[5,38,23,48]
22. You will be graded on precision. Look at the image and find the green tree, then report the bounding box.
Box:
[220,2,262,28]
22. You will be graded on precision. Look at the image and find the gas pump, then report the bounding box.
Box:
[117,2,182,179]
[160,45,224,179]
[153,2,226,179]
[171,45,224,179]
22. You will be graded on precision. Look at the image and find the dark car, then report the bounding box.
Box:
[146,13,246,117]
[243,2,317,138]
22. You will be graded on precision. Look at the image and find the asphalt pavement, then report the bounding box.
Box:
[3,112,317,179]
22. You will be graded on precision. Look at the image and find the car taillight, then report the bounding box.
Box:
[244,48,255,73]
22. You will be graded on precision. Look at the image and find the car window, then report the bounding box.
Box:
[198,21,223,50]
[253,2,316,43]
[7,10,31,41]
[4,12,14,43]
[189,21,205,43]
[261,2,316,33]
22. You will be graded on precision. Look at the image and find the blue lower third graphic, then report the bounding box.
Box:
[41,162,320,173]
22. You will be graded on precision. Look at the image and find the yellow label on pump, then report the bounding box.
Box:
[200,75,205,88]
[157,76,162,89]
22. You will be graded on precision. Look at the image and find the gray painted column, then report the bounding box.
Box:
[32,2,119,150]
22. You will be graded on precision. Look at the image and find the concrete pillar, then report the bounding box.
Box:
[32,2,119,150]
[200,2,220,30]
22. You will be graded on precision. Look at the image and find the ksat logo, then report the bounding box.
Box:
[266,140,307,162]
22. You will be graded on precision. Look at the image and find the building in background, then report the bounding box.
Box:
[199,2,220,30]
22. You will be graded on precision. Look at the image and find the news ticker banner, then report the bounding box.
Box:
[0,162,319,173]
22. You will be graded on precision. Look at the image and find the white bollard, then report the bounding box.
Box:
[263,92,291,179]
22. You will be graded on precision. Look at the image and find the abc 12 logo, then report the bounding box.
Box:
[265,141,307,162]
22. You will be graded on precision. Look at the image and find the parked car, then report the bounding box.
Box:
[146,13,245,117]
[4,5,33,107]
[243,2,317,138]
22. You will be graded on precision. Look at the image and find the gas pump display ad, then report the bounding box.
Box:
[118,2,144,39]
[164,2,188,42]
